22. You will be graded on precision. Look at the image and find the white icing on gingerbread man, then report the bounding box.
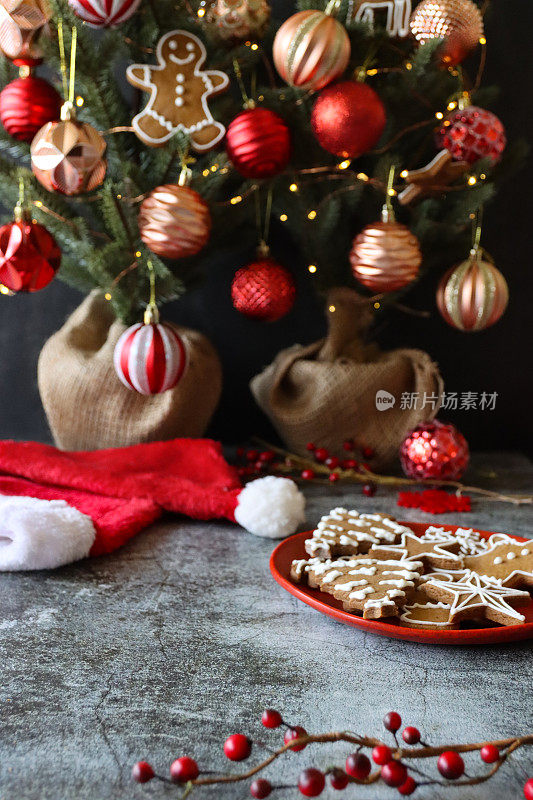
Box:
[126,30,229,150]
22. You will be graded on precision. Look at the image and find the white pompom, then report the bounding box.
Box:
[234,476,305,539]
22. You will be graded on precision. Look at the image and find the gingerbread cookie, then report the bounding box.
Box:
[399,588,458,630]
[126,30,229,150]
[370,530,462,571]
[291,556,424,619]
[304,508,410,559]
[464,537,533,590]
[421,572,530,627]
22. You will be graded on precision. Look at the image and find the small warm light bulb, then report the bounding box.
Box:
[0,284,11,295]
[357,172,369,182]
[468,176,477,185]
[280,214,288,222]
[480,173,486,180]
[338,159,351,169]
[447,101,457,110]
[400,169,408,179]
[435,111,444,120]
[116,194,122,199]
[387,188,396,197]
[479,36,486,45]
[366,68,378,76]
[308,210,317,220]
[308,264,317,273]
[405,62,412,70]
[328,305,336,313]
[230,195,242,204]
[211,164,218,172]
[251,43,258,50]
[374,301,381,309]
[104,292,112,301]
[34,200,43,207]
[289,183,298,192]
[135,251,142,258]
[75,96,84,107]
[202,168,209,177]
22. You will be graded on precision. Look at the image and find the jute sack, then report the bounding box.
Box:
[38,291,223,450]
[251,288,443,469]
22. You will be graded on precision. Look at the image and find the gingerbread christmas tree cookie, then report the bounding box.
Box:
[126,30,229,149]
[304,508,410,559]
[464,537,533,590]
[370,530,463,571]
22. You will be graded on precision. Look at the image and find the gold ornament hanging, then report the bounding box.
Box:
[0,0,51,63]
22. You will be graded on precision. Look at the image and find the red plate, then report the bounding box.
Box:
[270,522,533,645]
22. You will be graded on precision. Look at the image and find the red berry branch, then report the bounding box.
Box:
[133,710,533,798]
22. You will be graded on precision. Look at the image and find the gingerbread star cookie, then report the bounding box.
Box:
[421,572,530,627]
[304,508,410,559]
[291,556,424,619]
[126,30,229,150]
[399,588,458,630]
[370,530,463,571]
[464,537,533,590]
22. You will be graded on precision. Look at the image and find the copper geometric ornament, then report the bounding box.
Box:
[0,0,51,64]
[31,115,107,195]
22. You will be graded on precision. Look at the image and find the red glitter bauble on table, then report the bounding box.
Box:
[231,255,295,321]
[311,81,386,158]
[113,315,188,395]
[436,105,506,165]
[0,209,61,292]
[0,73,61,142]
[67,0,142,27]
[400,420,470,481]
[437,251,508,332]
[226,107,290,179]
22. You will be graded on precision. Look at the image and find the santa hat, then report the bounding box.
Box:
[0,439,305,571]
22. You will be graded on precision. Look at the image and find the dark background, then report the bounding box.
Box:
[1,0,531,456]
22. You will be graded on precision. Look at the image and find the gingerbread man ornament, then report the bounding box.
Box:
[126,30,229,150]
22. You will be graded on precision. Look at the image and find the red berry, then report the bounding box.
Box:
[363,483,377,497]
[325,455,340,469]
[301,469,315,480]
[383,712,402,733]
[259,450,275,462]
[261,709,283,729]
[342,458,358,469]
[398,776,417,795]
[250,778,272,798]
[298,767,325,797]
[237,447,245,458]
[381,761,408,787]
[480,744,499,764]
[345,752,371,780]
[254,461,265,471]
[306,442,316,451]
[314,447,329,462]
[372,745,392,765]
[246,449,259,461]
[524,779,533,800]
[329,768,349,790]
[402,727,421,745]
[132,761,155,783]
[437,751,464,780]
[170,757,199,783]
[284,726,308,751]
[329,472,339,483]
[343,440,355,451]
[224,734,252,762]
[362,446,375,459]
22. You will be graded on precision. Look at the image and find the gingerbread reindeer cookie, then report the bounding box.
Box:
[126,30,229,150]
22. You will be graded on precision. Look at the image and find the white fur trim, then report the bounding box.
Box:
[0,496,96,571]
[234,476,305,539]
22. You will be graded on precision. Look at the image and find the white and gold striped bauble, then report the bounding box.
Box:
[436,252,508,332]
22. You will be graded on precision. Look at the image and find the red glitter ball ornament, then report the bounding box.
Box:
[0,73,61,142]
[400,420,470,481]
[311,80,386,158]
[226,107,290,179]
[436,105,506,165]
[231,256,296,321]
[0,211,60,292]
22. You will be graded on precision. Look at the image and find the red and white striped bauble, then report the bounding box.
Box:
[67,0,142,27]
[113,321,187,395]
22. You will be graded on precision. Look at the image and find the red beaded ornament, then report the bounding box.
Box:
[437,105,506,165]
[226,107,290,179]
[0,210,60,292]
[311,81,386,158]
[400,420,470,481]
[0,73,61,142]
[67,0,142,27]
[231,256,296,321]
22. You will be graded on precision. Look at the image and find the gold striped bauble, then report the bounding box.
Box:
[350,220,422,292]
[273,9,351,91]
[138,184,211,260]
[436,252,508,332]
[409,0,483,65]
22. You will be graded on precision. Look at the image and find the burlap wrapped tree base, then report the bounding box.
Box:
[251,288,444,469]
[38,292,222,450]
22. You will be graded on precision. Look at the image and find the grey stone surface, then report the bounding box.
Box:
[1,452,532,799]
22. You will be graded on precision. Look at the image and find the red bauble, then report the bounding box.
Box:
[170,756,199,782]
[231,257,295,321]
[524,779,533,800]
[0,74,61,142]
[67,0,142,27]
[0,215,60,292]
[436,105,506,164]
[113,319,188,395]
[437,751,464,780]
[400,420,470,481]
[226,108,290,179]
[223,734,252,761]
[311,81,386,158]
